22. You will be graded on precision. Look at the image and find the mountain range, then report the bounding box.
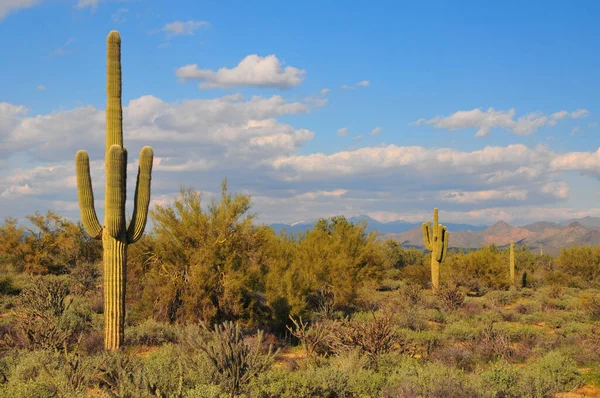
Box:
[269,215,600,255]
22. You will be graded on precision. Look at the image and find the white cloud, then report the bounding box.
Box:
[0,0,40,20]
[320,88,330,96]
[571,126,581,135]
[356,80,369,87]
[413,107,590,137]
[158,20,209,37]
[550,148,600,178]
[368,127,381,136]
[76,0,99,9]
[49,37,75,57]
[3,92,600,226]
[571,109,589,119]
[111,7,127,23]
[337,127,348,137]
[340,85,355,90]
[36,84,46,90]
[441,189,528,204]
[176,54,305,89]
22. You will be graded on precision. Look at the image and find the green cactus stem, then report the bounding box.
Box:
[509,241,515,286]
[422,208,449,291]
[75,31,154,350]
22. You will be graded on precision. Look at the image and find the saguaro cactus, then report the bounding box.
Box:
[509,241,515,286]
[422,208,449,291]
[75,31,153,350]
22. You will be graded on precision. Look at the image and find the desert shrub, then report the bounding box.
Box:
[0,276,19,296]
[0,348,101,398]
[556,246,600,288]
[125,319,178,346]
[384,361,489,398]
[184,384,223,398]
[11,275,91,350]
[183,321,275,396]
[519,351,583,397]
[399,264,431,288]
[249,366,350,398]
[396,304,428,331]
[68,262,101,297]
[142,344,186,397]
[444,320,479,342]
[333,311,398,369]
[435,283,465,311]
[287,316,336,359]
[579,291,600,320]
[430,344,476,371]
[95,350,157,398]
[482,360,522,398]
[476,321,513,362]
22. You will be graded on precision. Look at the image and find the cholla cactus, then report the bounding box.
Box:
[75,31,153,350]
[422,208,449,291]
[509,241,515,286]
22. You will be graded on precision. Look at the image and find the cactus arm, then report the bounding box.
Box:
[127,146,153,243]
[433,224,442,261]
[439,227,449,262]
[433,207,438,227]
[422,222,433,250]
[106,31,123,151]
[105,145,126,238]
[75,150,103,239]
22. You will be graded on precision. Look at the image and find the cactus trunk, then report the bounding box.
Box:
[75,31,153,350]
[430,255,440,292]
[103,233,127,349]
[509,241,515,286]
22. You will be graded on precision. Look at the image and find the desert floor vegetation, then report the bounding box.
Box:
[0,184,599,397]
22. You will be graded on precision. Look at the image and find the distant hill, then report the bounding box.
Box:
[269,215,486,235]
[387,219,600,255]
[269,215,600,255]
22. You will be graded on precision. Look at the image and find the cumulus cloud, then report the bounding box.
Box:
[0,0,40,20]
[3,92,600,226]
[341,80,369,89]
[320,88,330,96]
[337,127,348,137]
[413,107,590,137]
[368,127,381,136]
[155,20,210,38]
[176,55,305,89]
[36,84,47,90]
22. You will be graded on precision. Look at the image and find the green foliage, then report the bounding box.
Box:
[520,351,583,397]
[131,183,271,327]
[182,321,276,396]
[125,319,178,346]
[11,275,91,351]
[556,246,600,288]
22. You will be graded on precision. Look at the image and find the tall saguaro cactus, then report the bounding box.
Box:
[422,208,449,291]
[75,31,154,350]
[509,241,515,286]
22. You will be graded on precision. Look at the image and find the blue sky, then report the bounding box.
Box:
[1,0,600,226]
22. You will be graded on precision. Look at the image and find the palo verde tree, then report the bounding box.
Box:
[75,31,154,350]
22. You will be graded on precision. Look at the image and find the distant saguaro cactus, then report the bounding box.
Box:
[75,31,154,350]
[422,208,449,291]
[509,241,515,286]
